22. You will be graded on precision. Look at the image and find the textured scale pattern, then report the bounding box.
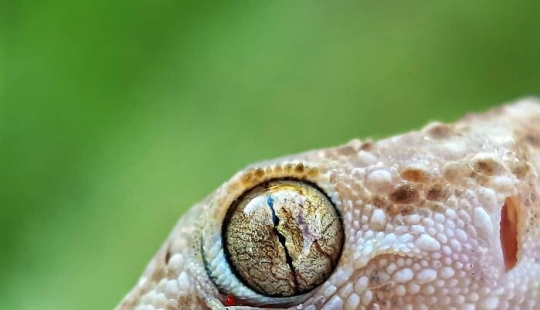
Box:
[117,98,540,310]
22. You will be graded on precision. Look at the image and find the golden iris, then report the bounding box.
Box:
[223,179,344,297]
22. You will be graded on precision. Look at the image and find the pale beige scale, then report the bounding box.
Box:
[117,98,540,310]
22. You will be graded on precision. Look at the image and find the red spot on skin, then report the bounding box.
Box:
[223,295,236,306]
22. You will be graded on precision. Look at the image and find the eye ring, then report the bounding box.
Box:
[222,178,344,298]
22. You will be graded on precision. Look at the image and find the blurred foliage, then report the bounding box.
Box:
[2,1,540,309]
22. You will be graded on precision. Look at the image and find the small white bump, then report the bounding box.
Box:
[450,239,462,252]
[423,218,435,227]
[394,225,409,234]
[361,243,374,256]
[437,232,448,244]
[467,292,480,302]
[333,270,351,289]
[479,296,499,310]
[425,295,438,305]
[492,176,514,192]
[447,195,458,209]
[154,293,167,308]
[142,290,156,304]
[439,266,455,279]
[444,296,455,306]
[415,268,437,283]
[456,229,468,242]
[445,208,457,219]
[370,208,387,230]
[434,213,446,223]
[323,284,337,298]
[393,268,414,283]
[156,278,167,292]
[364,230,375,239]
[399,233,414,243]
[164,280,179,299]
[477,187,497,211]
[321,295,343,310]
[396,257,405,267]
[458,208,472,223]
[167,254,184,274]
[415,234,441,252]
[442,245,452,256]
[339,282,354,297]
[366,169,393,193]
[473,207,493,238]
[411,225,426,234]
[177,272,191,292]
[383,233,397,244]
[454,295,465,304]
[405,214,421,225]
[407,282,420,294]
[395,284,407,296]
[357,151,378,165]
[345,293,360,310]
[432,252,442,260]
[353,255,367,269]
[361,290,373,306]
[421,284,435,295]
[443,257,452,265]
[354,276,369,292]
[386,263,397,275]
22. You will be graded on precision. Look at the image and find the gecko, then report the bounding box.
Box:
[117,98,540,310]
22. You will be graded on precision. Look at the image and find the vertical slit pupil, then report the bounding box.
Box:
[500,197,519,271]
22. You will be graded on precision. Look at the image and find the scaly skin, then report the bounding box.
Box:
[117,98,540,310]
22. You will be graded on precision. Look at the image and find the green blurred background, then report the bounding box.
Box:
[2,1,540,309]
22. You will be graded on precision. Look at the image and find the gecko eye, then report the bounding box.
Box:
[222,179,344,298]
[207,179,344,305]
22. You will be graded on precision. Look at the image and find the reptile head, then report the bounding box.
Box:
[117,99,540,310]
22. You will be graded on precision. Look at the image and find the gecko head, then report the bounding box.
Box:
[119,101,540,310]
[128,135,522,310]
[119,140,527,310]
[192,137,526,309]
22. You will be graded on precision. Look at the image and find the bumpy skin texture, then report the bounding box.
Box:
[117,99,540,310]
